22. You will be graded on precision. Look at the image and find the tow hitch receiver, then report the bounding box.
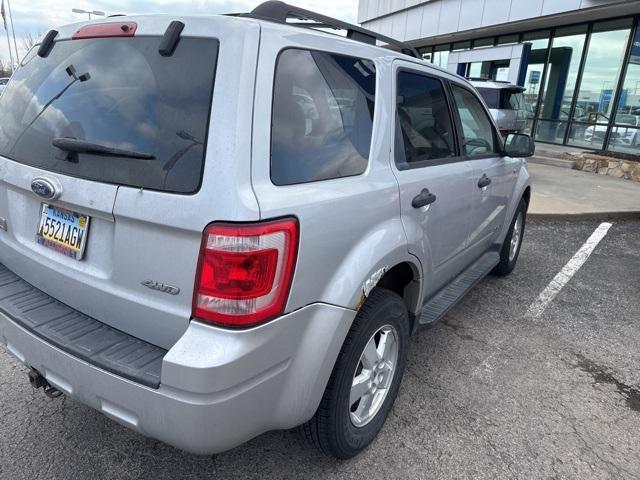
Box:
[28,368,63,398]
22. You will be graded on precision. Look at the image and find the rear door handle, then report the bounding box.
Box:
[412,188,437,209]
[478,174,492,188]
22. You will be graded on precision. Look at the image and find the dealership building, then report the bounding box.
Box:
[357,0,640,153]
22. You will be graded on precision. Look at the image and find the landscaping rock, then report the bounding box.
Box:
[571,152,640,183]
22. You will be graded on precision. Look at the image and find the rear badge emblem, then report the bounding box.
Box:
[141,280,180,296]
[30,178,58,200]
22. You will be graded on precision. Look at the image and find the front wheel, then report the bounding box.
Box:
[493,197,527,276]
[303,288,410,459]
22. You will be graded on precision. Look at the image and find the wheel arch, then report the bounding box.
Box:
[497,167,531,244]
[375,262,421,313]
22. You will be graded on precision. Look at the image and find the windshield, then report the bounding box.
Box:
[0,36,218,193]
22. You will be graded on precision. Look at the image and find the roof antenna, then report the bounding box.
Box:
[159,21,185,57]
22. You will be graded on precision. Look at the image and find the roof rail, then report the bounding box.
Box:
[244,1,420,58]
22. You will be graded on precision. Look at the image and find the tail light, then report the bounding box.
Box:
[500,129,516,138]
[192,218,299,328]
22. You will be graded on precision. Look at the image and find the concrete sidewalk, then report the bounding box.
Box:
[528,162,640,219]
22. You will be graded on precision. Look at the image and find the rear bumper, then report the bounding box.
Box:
[0,303,355,454]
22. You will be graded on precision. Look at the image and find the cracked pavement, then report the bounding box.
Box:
[1,219,639,479]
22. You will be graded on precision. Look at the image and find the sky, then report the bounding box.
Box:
[0,0,358,66]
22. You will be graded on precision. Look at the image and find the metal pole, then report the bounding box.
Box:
[530,29,555,139]
[6,0,18,65]
[3,21,14,72]
[562,23,593,146]
[603,16,638,151]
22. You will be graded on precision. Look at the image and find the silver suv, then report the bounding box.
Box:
[470,79,529,137]
[0,1,533,459]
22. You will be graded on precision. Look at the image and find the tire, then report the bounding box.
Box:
[493,197,527,277]
[303,288,410,459]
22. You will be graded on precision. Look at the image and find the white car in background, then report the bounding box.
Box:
[584,114,640,147]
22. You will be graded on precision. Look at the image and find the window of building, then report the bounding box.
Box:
[522,31,551,134]
[271,49,376,185]
[535,27,587,143]
[523,30,551,44]
[395,72,456,167]
[452,41,471,52]
[568,22,632,149]
[610,26,640,154]
[526,38,550,51]
[556,24,589,37]
[467,62,485,79]
[496,34,520,46]
[418,47,433,62]
[535,120,568,144]
[451,84,498,156]
[473,38,495,49]
[432,45,450,68]
[593,18,634,33]
[411,17,639,153]
[493,63,510,82]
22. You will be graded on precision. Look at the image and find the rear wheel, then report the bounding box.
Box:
[303,288,410,459]
[493,197,527,276]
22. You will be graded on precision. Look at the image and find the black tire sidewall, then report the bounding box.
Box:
[495,198,527,275]
[506,200,527,269]
[329,289,410,457]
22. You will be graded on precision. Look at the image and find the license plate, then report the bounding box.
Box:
[36,204,90,260]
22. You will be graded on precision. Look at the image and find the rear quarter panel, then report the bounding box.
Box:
[250,26,421,314]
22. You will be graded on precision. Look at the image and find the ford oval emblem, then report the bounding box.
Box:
[30,178,57,200]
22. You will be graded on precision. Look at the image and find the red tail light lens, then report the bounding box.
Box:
[192,218,299,327]
[500,129,515,138]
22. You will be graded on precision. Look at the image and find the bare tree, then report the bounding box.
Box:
[0,59,12,77]
[21,32,43,53]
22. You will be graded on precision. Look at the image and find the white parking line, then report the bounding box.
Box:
[526,222,613,319]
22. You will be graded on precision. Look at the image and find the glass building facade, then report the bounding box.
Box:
[417,16,640,153]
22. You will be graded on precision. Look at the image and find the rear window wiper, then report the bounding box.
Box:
[52,137,155,160]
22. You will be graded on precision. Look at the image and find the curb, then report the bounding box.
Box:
[528,211,640,221]
[529,156,576,169]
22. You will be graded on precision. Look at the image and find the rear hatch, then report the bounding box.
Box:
[0,17,260,348]
[475,85,527,133]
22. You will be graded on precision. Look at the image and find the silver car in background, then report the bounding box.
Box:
[471,79,528,137]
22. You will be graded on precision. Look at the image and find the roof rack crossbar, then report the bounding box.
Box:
[246,1,419,58]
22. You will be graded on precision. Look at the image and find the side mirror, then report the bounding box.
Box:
[504,133,535,158]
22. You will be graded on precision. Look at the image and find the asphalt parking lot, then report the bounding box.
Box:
[1,219,639,480]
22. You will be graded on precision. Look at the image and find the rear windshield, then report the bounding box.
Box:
[476,87,524,111]
[0,36,218,193]
[476,88,500,108]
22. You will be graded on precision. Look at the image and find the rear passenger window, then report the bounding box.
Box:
[451,84,499,157]
[271,49,376,185]
[395,72,456,167]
